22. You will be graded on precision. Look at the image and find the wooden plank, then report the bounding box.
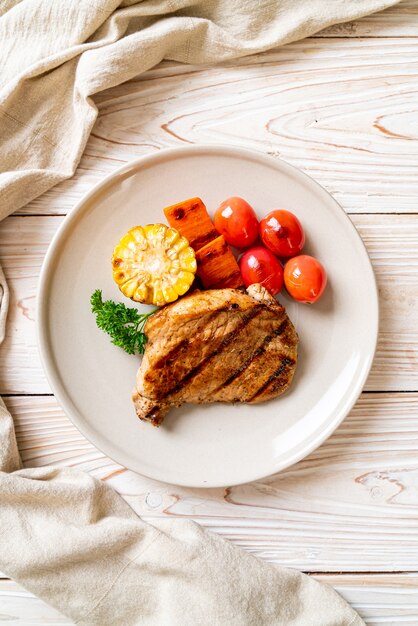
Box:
[0,574,417,625]
[1,214,417,393]
[0,217,58,394]
[4,394,120,478]
[318,0,418,37]
[317,574,418,624]
[15,37,418,217]
[353,215,418,391]
[4,392,418,572]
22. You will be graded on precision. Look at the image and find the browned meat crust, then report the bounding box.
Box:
[132,283,298,426]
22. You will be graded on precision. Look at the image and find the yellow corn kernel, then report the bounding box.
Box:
[112,224,197,306]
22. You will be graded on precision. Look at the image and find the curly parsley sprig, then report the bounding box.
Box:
[91,290,156,355]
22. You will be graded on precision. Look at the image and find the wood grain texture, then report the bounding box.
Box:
[4,392,418,572]
[0,575,417,625]
[0,217,57,394]
[1,214,417,394]
[15,36,418,217]
[319,575,418,624]
[353,215,418,391]
[318,0,418,37]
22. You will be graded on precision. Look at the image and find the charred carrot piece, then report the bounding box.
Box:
[195,235,244,289]
[164,197,218,252]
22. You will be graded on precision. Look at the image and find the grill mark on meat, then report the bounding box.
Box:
[160,304,265,399]
[149,306,242,373]
[249,355,295,402]
[216,302,241,312]
[153,338,189,370]
[213,319,289,392]
[133,285,298,426]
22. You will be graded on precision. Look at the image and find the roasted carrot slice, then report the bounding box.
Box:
[195,235,244,289]
[164,197,218,252]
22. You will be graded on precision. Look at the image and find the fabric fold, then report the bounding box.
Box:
[0,396,365,625]
[0,0,399,220]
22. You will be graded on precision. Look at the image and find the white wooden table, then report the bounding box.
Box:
[1,2,418,623]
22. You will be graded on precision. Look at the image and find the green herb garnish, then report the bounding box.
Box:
[91,289,155,355]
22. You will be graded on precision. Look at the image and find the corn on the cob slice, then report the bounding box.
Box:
[112,224,196,306]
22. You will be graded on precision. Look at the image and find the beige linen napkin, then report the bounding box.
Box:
[0,398,366,625]
[0,0,398,623]
[0,0,399,220]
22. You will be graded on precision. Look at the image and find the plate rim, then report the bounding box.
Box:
[36,144,379,487]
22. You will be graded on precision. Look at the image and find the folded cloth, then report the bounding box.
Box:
[0,0,398,623]
[0,0,399,220]
[0,398,365,626]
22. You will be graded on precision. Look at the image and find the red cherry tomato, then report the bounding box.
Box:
[239,247,283,296]
[284,255,327,303]
[260,209,305,258]
[214,197,259,248]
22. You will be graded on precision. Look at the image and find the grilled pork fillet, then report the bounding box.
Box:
[133,283,298,425]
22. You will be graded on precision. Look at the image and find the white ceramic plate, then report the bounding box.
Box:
[37,145,378,488]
